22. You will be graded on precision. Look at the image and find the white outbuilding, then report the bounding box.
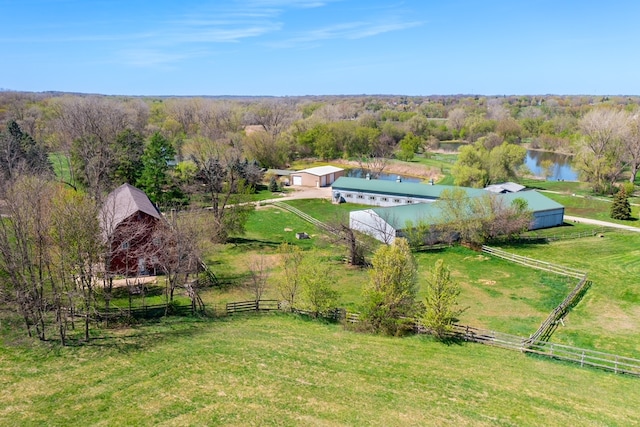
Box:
[290,166,345,187]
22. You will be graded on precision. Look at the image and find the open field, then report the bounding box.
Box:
[1,314,638,426]
[498,232,640,356]
[4,158,638,425]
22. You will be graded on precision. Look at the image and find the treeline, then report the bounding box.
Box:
[2,92,640,197]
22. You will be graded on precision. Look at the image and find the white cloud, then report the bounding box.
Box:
[265,19,422,48]
[117,48,207,68]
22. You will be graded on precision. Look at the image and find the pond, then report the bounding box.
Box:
[437,143,579,181]
[345,168,423,183]
[524,150,578,181]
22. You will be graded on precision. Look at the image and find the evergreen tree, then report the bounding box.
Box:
[610,186,632,220]
[268,176,280,192]
[137,132,176,205]
[111,129,145,185]
[0,120,51,179]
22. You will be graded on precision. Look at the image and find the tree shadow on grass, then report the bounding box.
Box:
[226,237,282,250]
[67,315,231,353]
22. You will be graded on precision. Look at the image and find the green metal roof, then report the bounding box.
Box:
[370,203,443,229]
[499,190,564,212]
[368,190,563,229]
[332,177,486,199]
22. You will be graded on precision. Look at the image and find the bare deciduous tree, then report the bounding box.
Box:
[246,255,271,306]
[623,112,640,184]
[247,100,299,139]
[447,107,467,136]
[184,138,256,242]
[148,209,214,312]
[276,243,304,310]
[0,175,54,341]
[575,108,627,193]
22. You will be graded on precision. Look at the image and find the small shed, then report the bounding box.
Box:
[290,166,345,187]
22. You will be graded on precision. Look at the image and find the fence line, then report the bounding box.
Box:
[226,299,280,314]
[516,228,608,243]
[271,202,338,236]
[447,324,640,376]
[481,245,586,279]
[67,303,197,321]
[225,301,640,376]
[526,276,591,343]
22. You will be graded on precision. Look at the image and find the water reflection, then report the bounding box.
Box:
[438,143,579,182]
[345,168,422,183]
[524,150,578,181]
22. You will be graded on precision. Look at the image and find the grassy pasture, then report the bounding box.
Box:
[0,315,638,426]
[202,206,578,337]
[498,232,640,356]
[542,192,640,224]
[211,202,640,355]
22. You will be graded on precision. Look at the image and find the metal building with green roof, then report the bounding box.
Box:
[331,176,486,206]
[337,177,565,243]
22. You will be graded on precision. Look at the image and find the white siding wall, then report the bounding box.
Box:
[531,208,564,230]
[350,210,397,244]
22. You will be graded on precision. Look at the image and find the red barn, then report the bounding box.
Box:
[100,184,163,276]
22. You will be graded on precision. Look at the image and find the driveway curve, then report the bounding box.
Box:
[563,215,640,233]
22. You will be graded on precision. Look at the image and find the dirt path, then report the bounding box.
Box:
[563,215,640,233]
[257,186,332,206]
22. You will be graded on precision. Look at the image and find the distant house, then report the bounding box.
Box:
[335,177,565,243]
[290,166,345,187]
[100,183,163,276]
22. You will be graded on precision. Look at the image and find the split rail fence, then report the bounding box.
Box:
[225,301,640,377]
[446,324,640,376]
[481,245,586,279]
[226,299,280,314]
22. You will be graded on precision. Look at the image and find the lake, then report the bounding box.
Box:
[438,143,579,181]
[345,168,423,183]
[524,150,578,181]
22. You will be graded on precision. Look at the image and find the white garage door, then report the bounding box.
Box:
[292,176,302,186]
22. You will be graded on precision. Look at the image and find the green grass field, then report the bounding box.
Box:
[1,315,638,426]
[542,192,640,224]
[202,206,578,336]
[498,232,640,356]
[200,204,640,352]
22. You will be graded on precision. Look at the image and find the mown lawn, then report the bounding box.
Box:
[0,315,638,426]
[498,232,640,356]
[542,192,640,225]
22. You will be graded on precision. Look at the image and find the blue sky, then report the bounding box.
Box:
[2,0,640,96]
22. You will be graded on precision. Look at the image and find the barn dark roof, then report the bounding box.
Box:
[100,184,161,232]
